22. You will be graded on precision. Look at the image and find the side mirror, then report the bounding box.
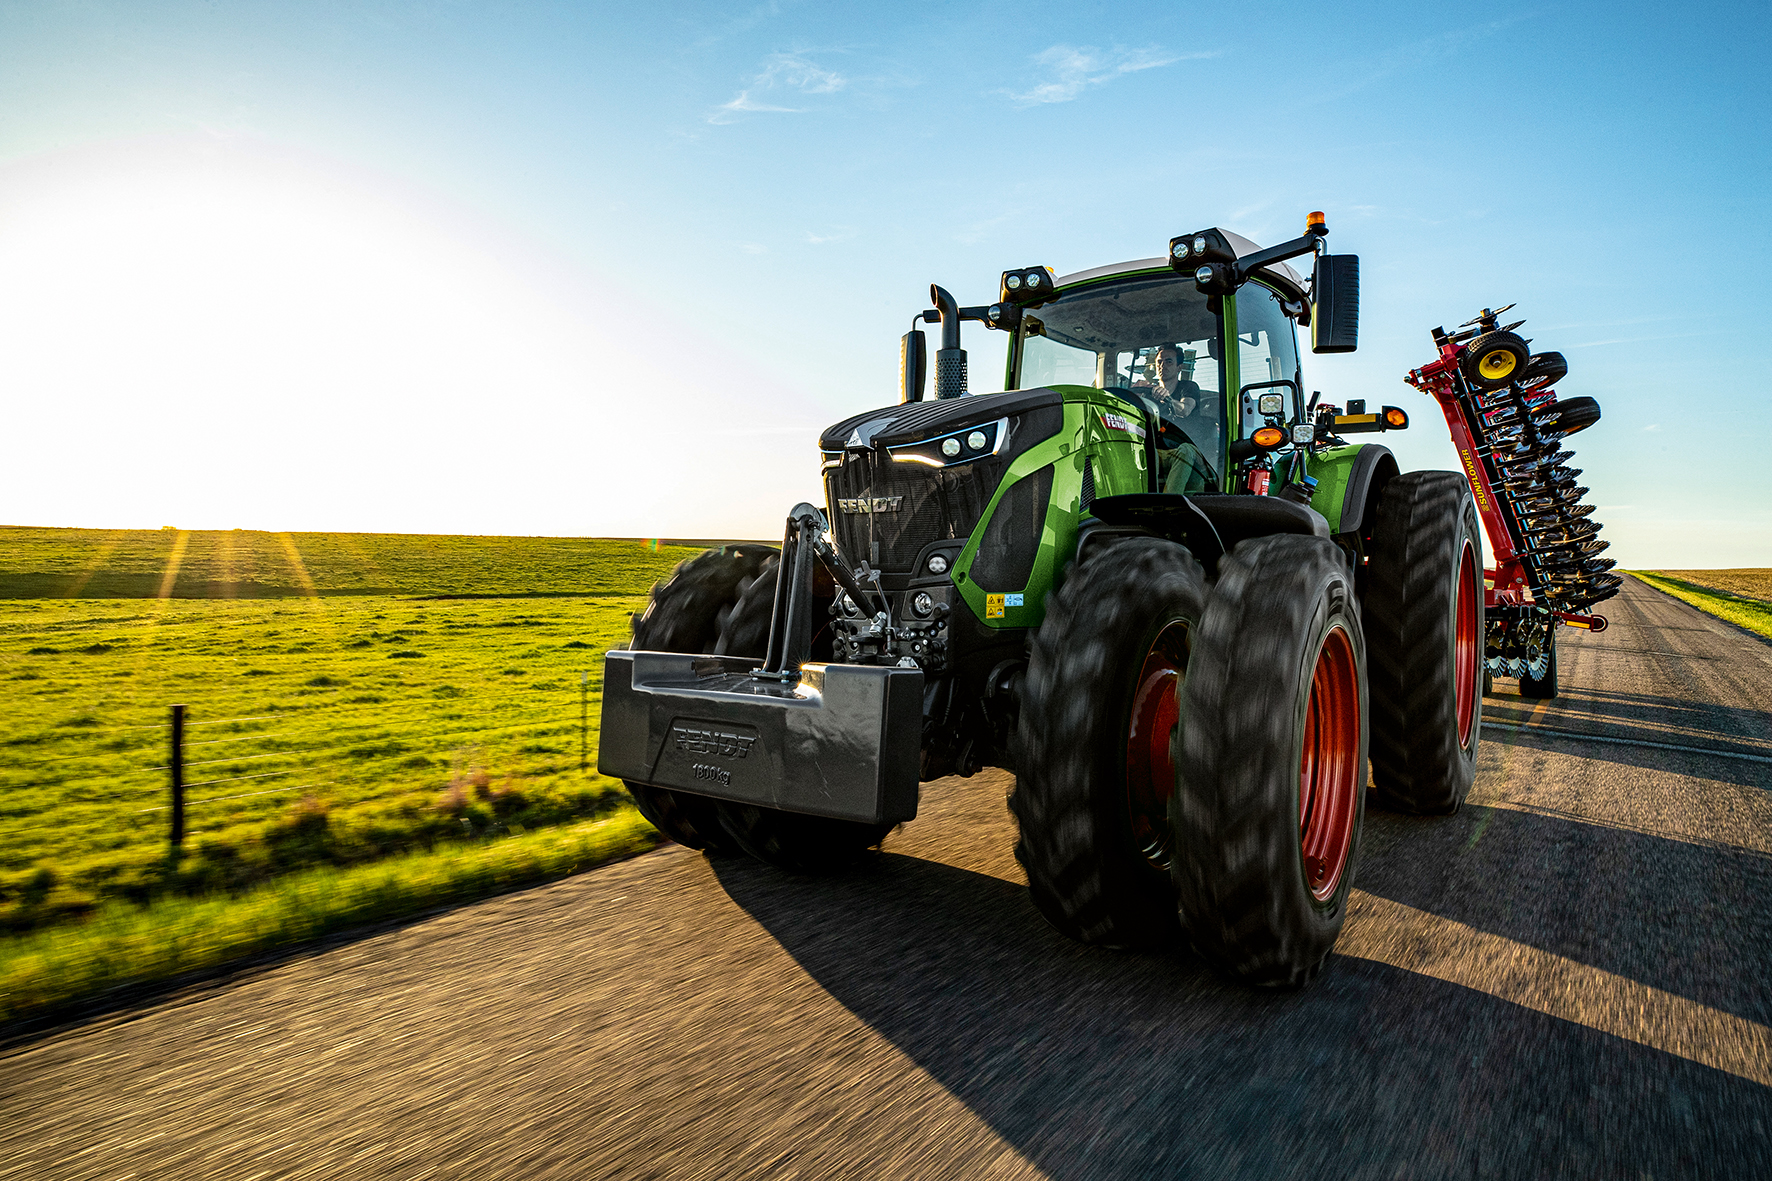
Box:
[901,329,927,403]
[1311,254,1359,353]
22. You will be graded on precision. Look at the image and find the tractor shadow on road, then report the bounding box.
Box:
[710,826,1771,1179]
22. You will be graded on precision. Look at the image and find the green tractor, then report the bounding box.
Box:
[600,213,1484,986]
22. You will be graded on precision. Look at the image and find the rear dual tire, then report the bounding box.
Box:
[1364,471,1485,815]
[1012,535,1368,987]
[1010,538,1204,949]
[1170,536,1369,988]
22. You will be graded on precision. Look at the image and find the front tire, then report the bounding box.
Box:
[708,550,878,871]
[1010,538,1207,949]
[712,803,894,874]
[1364,471,1485,815]
[626,545,777,853]
[1170,535,1368,987]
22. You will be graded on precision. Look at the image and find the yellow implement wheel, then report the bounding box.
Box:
[1478,348,1517,380]
[1460,330,1530,391]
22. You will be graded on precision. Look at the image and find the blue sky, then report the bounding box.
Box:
[1,1,1767,566]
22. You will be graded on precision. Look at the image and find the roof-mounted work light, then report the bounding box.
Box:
[1168,228,1237,270]
[1000,266,1058,307]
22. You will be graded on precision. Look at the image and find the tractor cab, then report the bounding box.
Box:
[1011,250,1309,496]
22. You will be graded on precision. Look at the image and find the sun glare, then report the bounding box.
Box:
[0,136,824,538]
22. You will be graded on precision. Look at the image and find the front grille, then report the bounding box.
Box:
[971,465,1053,592]
[826,452,1009,572]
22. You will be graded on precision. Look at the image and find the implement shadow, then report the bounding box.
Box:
[711,848,1770,1179]
[1482,689,1772,791]
[1358,803,1772,1024]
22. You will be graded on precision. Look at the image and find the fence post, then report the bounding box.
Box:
[169,703,186,851]
[580,671,588,770]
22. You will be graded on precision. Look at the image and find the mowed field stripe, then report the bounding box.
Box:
[1339,891,1772,1087]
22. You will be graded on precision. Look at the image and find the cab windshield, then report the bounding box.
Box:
[1016,273,1223,494]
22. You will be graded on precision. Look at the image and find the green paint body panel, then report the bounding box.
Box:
[949,386,1151,631]
[1303,446,1363,534]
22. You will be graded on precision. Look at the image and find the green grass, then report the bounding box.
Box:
[0,811,660,1023]
[1630,571,1772,642]
[0,525,700,599]
[0,526,727,1017]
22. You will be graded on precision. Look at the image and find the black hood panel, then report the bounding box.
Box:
[820,388,1064,451]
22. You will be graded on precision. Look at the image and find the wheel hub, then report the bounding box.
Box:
[1298,625,1361,902]
[1126,621,1189,871]
[1454,540,1479,747]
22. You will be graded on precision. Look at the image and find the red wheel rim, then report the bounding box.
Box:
[1454,540,1479,747]
[1298,625,1360,902]
[1126,621,1189,871]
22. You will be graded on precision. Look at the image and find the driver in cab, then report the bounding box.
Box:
[1144,343,1202,419]
[1136,344,1218,494]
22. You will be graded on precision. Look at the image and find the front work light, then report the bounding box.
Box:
[1258,393,1284,415]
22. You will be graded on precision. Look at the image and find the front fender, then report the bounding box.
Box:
[1303,444,1398,537]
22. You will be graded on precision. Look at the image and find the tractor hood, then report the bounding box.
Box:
[819,387,1063,452]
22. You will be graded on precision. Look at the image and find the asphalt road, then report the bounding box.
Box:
[4,577,1770,1179]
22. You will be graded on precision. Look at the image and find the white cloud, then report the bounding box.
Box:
[707,90,803,126]
[1643,424,1662,432]
[756,53,846,94]
[708,52,847,124]
[1004,44,1202,107]
[803,227,853,245]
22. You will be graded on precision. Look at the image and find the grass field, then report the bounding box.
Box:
[1632,569,1772,642]
[0,528,709,943]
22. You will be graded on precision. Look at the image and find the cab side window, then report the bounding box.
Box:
[1234,284,1301,436]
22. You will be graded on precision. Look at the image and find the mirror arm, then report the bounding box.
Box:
[1233,232,1323,285]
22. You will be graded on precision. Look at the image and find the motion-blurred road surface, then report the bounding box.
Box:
[4,578,1769,1178]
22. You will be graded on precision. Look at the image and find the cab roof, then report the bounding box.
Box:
[1054,230,1307,301]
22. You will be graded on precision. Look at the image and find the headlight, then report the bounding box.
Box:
[927,554,949,574]
[1172,241,1189,259]
[1005,274,1022,289]
[912,592,934,617]
[888,418,1005,466]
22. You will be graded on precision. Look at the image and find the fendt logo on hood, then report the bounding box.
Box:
[1098,412,1147,440]
[837,497,903,514]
